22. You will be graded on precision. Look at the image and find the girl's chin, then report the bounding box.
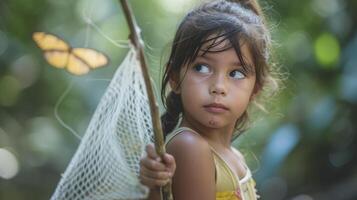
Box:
[183,115,234,129]
[208,119,220,126]
[203,118,233,129]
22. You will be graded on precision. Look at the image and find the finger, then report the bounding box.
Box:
[139,175,170,188]
[140,156,166,171]
[162,153,174,165]
[141,166,172,180]
[163,154,176,171]
[146,144,160,161]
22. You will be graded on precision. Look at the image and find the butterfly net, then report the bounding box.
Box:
[51,47,153,200]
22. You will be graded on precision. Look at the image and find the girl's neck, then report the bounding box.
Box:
[179,118,234,149]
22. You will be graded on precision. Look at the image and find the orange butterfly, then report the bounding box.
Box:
[33,32,109,75]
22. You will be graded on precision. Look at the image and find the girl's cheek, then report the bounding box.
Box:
[189,72,212,84]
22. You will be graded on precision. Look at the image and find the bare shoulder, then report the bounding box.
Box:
[166,130,214,169]
[166,131,216,200]
[166,131,211,154]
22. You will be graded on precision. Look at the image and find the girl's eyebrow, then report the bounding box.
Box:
[197,54,243,67]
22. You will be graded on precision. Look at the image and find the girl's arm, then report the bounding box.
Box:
[140,131,216,200]
[166,131,216,200]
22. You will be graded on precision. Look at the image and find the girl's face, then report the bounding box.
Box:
[173,39,257,131]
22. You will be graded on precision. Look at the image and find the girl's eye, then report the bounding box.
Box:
[229,70,245,79]
[193,64,210,74]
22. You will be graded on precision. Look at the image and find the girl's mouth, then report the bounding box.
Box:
[203,103,228,113]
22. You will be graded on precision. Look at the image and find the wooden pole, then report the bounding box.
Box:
[119,1,172,200]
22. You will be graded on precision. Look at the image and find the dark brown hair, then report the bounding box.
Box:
[161,0,276,137]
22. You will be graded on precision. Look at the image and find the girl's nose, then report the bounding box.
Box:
[209,75,227,96]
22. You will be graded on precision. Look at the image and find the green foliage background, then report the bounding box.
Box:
[0,0,356,199]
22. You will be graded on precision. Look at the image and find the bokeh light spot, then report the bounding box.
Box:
[0,76,22,107]
[159,0,194,14]
[11,55,40,89]
[314,33,340,68]
[0,148,19,179]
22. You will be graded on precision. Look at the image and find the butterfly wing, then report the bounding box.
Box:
[33,32,70,69]
[72,48,109,69]
[32,32,70,51]
[66,54,91,75]
[42,51,70,69]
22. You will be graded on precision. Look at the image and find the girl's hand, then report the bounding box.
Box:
[139,143,176,189]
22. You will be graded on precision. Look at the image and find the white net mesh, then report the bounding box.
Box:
[51,47,152,200]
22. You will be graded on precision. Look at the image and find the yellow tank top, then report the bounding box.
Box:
[165,127,259,200]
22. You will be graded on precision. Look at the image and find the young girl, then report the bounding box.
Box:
[140,0,277,199]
